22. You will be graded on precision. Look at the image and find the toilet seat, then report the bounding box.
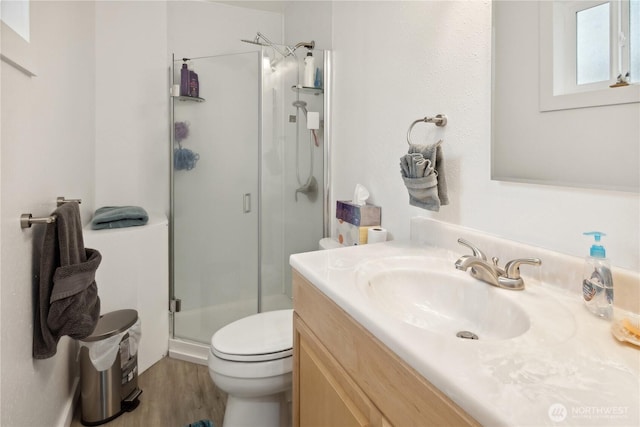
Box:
[211,309,293,362]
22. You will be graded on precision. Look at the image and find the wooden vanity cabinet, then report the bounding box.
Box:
[292,270,479,427]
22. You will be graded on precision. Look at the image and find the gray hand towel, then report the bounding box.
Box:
[400,141,447,211]
[402,174,440,211]
[91,206,149,230]
[408,140,449,205]
[33,202,101,359]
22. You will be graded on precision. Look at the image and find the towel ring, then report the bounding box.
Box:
[407,114,447,145]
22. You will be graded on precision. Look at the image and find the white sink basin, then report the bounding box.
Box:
[356,256,530,341]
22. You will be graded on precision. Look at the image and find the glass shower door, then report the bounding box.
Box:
[260,50,328,312]
[172,52,260,343]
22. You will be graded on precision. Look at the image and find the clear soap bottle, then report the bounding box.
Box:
[582,231,613,319]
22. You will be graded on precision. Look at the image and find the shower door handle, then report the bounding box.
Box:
[243,193,251,213]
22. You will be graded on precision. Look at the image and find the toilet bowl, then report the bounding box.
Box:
[208,309,293,427]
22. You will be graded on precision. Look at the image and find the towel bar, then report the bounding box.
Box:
[20,196,82,229]
[407,114,447,145]
[20,213,57,229]
[57,196,82,206]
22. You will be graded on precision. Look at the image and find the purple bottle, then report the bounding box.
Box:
[189,70,199,98]
[180,62,190,96]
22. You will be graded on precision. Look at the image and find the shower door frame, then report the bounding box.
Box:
[168,50,332,349]
[168,51,262,339]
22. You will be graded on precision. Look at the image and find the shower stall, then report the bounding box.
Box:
[168,41,330,359]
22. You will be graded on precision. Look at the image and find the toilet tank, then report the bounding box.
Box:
[319,238,342,250]
[84,213,168,374]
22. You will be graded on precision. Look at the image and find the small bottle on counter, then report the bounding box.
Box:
[582,231,613,319]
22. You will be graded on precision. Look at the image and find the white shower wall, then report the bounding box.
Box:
[261,51,328,307]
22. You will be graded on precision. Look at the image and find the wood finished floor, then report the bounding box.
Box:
[71,357,227,427]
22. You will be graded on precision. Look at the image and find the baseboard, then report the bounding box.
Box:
[58,375,80,427]
[168,338,208,366]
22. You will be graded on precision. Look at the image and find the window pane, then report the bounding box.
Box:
[631,0,640,83]
[576,2,610,85]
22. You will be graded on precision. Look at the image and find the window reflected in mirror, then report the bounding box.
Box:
[576,2,610,86]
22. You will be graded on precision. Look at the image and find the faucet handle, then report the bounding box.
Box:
[504,258,542,279]
[457,238,488,261]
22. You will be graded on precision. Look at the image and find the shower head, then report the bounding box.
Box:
[241,32,289,57]
[294,41,315,51]
[241,38,268,46]
[242,32,316,58]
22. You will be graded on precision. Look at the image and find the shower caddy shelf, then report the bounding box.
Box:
[173,95,205,103]
[291,85,323,96]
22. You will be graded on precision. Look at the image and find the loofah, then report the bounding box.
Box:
[174,146,200,170]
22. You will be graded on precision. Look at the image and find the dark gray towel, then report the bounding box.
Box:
[33,202,101,359]
[90,206,149,230]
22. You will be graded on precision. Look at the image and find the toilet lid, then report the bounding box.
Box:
[211,309,293,362]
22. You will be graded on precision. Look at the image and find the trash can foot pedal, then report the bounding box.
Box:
[81,389,143,425]
[122,388,143,412]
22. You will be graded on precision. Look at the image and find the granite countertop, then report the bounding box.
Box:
[290,241,640,426]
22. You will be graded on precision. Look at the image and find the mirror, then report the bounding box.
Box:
[491,1,639,192]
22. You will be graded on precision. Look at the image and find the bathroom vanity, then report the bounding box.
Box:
[293,270,478,427]
[290,219,640,427]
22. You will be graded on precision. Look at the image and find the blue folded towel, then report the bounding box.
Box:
[90,206,149,230]
[184,421,214,427]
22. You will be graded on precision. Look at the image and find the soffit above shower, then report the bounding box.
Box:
[216,1,285,14]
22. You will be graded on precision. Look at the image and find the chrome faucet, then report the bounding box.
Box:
[454,238,541,290]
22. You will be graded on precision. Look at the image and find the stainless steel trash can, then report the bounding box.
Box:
[80,309,142,426]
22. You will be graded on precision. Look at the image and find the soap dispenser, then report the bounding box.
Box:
[582,231,613,319]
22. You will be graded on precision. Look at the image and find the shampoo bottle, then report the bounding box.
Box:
[189,69,199,98]
[303,51,315,87]
[180,61,190,96]
[582,231,613,318]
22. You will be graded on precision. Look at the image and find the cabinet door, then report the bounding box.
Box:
[295,314,387,427]
[299,339,369,427]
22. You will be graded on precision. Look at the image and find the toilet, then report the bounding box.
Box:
[208,238,340,427]
[208,309,294,427]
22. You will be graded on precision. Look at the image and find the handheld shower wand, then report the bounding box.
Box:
[292,99,319,202]
[292,100,318,147]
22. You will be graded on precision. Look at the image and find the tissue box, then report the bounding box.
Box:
[336,201,381,227]
[336,220,377,246]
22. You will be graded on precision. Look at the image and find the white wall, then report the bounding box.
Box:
[283,1,332,51]
[94,1,168,215]
[331,1,639,272]
[168,0,283,58]
[0,2,96,425]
